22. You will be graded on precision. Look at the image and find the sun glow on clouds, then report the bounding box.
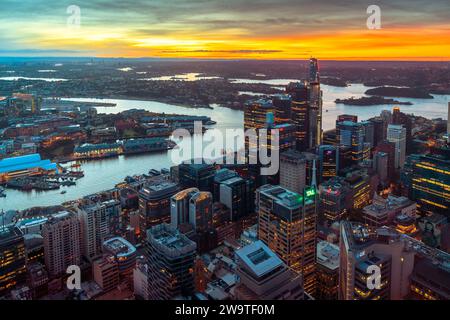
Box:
[0,0,449,60]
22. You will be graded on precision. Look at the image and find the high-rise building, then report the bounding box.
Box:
[244,98,276,132]
[339,222,414,300]
[316,241,339,300]
[319,177,350,225]
[189,191,213,234]
[374,140,396,181]
[213,168,239,201]
[139,181,179,239]
[76,199,121,261]
[387,124,407,170]
[318,145,339,182]
[170,188,200,228]
[339,222,450,300]
[218,176,254,221]
[392,107,412,153]
[308,58,323,148]
[369,117,386,148]
[171,188,214,252]
[409,153,450,217]
[287,81,311,151]
[146,224,197,300]
[257,184,317,294]
[233,240,304,300]
[373,151,389,183]
[343,169,374,210]
[178,161,216,193]
[102,236,137,278]
[0,226,26,297]
[279,149,306,194]
[272,94,292,123]
[42,211,81,277]
[336,120,370,164]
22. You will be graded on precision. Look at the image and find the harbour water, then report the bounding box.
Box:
[1,82,448,211]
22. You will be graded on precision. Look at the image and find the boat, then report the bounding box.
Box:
[61,190,67,194]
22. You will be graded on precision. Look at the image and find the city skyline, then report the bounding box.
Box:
[1,0,450,60]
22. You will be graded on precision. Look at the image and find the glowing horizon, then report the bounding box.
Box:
[0,0,449,61]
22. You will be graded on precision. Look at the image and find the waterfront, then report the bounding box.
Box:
[1,82,448,211]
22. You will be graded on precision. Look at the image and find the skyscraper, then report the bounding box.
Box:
[189,191,213,234]
[279,149,307,194]
[257,184,317,294]
[42,211,81,277]
[178,161,216,193]
[339,222,450,300]
[146,224,196,300]
[387,124,407,169]
[336,119,370,164]
[392,107,412,153]
[0,226,26,297]
[308,58,323,148]
[76,199,121,261]
[287,81,311,151]
[170,187,200,228]
[409,153,450,217]
[244,98,276,132]
[272,94,292,123]
[139,181,179,238]
[318,145,339,182]
[374,140,396,181]
[319,177,350,225]
[373,151,389,183]
[218,176,254,221]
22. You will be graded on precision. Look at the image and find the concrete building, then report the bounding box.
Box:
[316,241,340,300]
[233,240,304,300]
[257,184,317,294]
[387,124,406,169]
[363,193,416,228]
[42,211,81,277]
[102,237,137,277]
[92,256,119,292]
[139,181,179,238]
[279,149,306,194]
[76,199,121,262]
[146,223,197,300]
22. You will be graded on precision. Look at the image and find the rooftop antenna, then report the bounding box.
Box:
[311,159,317,189]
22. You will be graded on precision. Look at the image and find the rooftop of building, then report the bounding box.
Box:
[148,223,196,254]
[317,241,340,271]
[221,176,244,186]
[0,153,58,174]
[363,194,415,217]
[180,159,216,170]
[103,236,136,258]
[172,187,199,201]
[259,184,316,209]
[411,258,450,292]
[0,224,22,241]
[246,98,274,108]
[140,181,179,199]
[236,240,283,278]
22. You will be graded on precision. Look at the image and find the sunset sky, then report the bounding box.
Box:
[0,0,449,60]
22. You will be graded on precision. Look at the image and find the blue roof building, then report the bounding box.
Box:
[0,153,59,181]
